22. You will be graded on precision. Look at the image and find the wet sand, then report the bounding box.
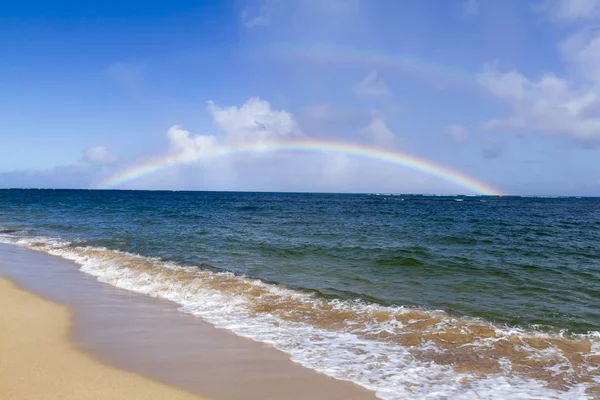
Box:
[0,277,206,400]
[0,244,377,400]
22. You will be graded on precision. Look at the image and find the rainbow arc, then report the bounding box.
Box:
[94,139,502,196]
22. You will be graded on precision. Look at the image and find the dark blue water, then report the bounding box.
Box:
[0,189,599,332]
[1,189,599,398]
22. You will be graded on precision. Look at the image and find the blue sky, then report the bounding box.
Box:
[1,0,599,195]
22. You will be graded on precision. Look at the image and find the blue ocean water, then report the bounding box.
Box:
[1,189,599,398]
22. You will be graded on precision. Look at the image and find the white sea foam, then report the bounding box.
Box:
[0,232,597,399]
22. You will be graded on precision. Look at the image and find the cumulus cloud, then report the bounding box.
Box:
[362,114,395,143]
[159,97,410,191]
[353,71,389,98]
[102,95,467,193]
[154,97,302,188]
[6,94,474,193]
[560,27,600,84]
[82,146,118,165]
[445,124,469,144]
[477,5,600,143]
[209,97,301,144]
[477,63,529,100]
[462,0,480,16]
[167,126,220,163]
[478,63,600,141]
[166,97,301,163]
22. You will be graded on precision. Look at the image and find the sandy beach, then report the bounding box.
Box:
[0,243,377,400]
[0,277,207,400]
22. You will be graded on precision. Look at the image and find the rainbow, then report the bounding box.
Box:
[251,43,474,86]
[94,140,502,195]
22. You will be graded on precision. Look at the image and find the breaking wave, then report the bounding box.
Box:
[1,231,598,399]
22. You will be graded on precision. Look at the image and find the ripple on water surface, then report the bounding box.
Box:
[1,191,600,399]
[0,234,598,399]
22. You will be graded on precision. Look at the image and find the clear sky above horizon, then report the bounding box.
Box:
[1,0,600,195]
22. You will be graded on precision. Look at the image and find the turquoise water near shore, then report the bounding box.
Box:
[1,189,599,398]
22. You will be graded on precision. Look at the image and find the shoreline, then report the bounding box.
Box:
[2,235,598,398]
[1,192,599,399]
[0,243,378,400]
[0,277,207,400]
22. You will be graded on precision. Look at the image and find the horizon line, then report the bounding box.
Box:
[3,187,598,198]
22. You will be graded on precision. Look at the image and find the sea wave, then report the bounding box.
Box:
[0,231,598,399]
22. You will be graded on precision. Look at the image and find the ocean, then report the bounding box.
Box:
[0,189,598,399]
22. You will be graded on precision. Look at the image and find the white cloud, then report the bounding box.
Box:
[477,18,600,143]
[82,146,118,165]
[167,126,220,163]
[477,63,529,100]
[478,1,600,143]
[537,0,600,21]
[444,124,469,144]
[166,97,301,164]
[353,71,389,98]
[119,97,465,193]
[362,114,395,143]
[560,27,600,84]
[478,63,600,141]
[208,97,301,144]
[463,0,480,16]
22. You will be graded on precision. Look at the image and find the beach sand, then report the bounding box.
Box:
[0,244,378,400]
[0,277,207,400]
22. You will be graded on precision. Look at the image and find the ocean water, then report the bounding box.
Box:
[0,189,599,399]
